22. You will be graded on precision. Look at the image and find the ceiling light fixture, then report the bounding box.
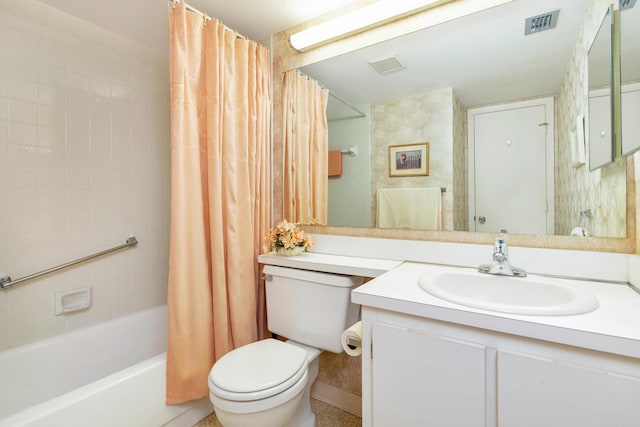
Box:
[289,0,445,52]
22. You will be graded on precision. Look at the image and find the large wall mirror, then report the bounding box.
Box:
[620,0,640,156]
[295,0,629,241]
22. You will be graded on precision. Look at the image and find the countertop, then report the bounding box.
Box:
[352,261,640,359]
[258,252,402,278]
[258,251,640,359]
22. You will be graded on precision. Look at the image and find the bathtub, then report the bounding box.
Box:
[0,305,213,427]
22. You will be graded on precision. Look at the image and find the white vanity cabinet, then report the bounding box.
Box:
[497,349,640,426]
[371,322,486,426]
[362,309,640,427]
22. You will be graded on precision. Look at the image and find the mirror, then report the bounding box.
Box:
[588,4,614,170]
[620,0,640,156]
[297,0,628,238]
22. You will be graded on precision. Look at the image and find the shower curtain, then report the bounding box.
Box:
[283,71,329,224]
[166,2,271,404]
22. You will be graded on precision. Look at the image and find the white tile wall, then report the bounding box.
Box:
[0,1,170,350]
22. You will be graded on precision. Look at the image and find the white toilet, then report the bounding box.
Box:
[208,264,363,427]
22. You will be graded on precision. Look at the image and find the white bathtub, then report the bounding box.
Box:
[0,305,213,427]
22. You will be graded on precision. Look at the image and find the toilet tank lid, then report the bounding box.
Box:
[263,265,364,288]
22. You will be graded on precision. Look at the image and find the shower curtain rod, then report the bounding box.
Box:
[292,71,365,120]
[171,0,248,40]
[329,92,367,119]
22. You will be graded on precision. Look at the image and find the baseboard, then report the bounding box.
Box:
[311,380,362,417]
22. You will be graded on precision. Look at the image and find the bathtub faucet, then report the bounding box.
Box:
[478,238,527,277]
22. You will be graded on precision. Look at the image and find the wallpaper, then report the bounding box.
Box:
[555,0,627,238]
[370,87,455,231]
[452,91,468,231]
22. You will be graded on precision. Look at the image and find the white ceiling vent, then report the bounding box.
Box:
[620,0,637,10]
[525,10,560,35]
[368,55,405,75]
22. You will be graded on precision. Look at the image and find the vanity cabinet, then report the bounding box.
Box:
[497,350,640,426]
[372,322,486,426]
[364,309,640,427]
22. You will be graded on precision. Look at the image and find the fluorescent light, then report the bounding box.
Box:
[289,0,442,51]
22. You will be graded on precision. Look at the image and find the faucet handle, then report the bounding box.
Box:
[479,238,527,277]
[492,238,508,262]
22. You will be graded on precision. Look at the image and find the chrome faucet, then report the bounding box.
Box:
[478,238,527,277]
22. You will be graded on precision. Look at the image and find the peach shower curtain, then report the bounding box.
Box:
[166,2,271,404]
[283,71,329,224]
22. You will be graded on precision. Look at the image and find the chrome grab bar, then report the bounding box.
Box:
[0,237,138,291]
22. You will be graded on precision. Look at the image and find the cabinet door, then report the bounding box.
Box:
[371,322,486,427]
[498,350,640,427]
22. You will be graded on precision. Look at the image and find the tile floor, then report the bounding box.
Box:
[193,399,362,427]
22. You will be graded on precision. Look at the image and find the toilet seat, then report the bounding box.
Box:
[208,339,308,402]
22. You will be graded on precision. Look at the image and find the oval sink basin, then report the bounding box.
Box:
[417,270,599,316]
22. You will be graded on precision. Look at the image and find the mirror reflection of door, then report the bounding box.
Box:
[469,98,554,235]
[589,89,613,165]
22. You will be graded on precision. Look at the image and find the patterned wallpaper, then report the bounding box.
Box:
[370,87,455,230]
[555,0,627,238]
[452,91,468,231]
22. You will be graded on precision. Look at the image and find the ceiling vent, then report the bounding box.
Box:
[525,9,560,35]
[620,0,637,10]
[368,55,405,74]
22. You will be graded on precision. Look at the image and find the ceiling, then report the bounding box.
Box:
[302,0,590,112]
[37,0,594,111]
[37,0,358,53]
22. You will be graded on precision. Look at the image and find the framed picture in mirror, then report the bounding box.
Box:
[389,142,429,177]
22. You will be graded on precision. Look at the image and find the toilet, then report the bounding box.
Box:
[208,265,363,427]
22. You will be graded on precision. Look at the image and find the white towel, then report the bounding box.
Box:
[376,187,442,230]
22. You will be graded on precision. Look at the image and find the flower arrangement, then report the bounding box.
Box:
[265,220,315,256]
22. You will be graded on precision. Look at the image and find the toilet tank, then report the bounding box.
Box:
[263,265,364,353]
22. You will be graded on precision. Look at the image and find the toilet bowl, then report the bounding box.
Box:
[208,339,320,427]
[208,265,363,427]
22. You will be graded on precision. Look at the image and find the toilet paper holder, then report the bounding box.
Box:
[346,336,361,348]
[342,321,363,356]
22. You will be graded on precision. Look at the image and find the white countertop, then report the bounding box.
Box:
[258,252,402,278]
[352,262,640,359]
[258,250,640,359]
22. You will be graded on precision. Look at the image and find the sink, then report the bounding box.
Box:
[417,270,599,316]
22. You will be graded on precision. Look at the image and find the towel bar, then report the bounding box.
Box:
[341,146,358,156]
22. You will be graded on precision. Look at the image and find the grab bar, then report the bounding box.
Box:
[0,237,138,291]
